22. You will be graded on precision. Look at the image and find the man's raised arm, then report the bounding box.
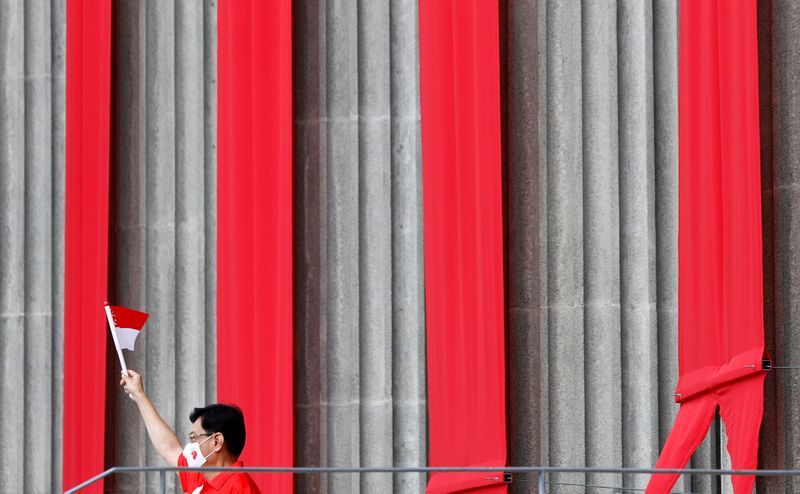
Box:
[121,370,183,466]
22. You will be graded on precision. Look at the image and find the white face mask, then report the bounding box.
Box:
[183,434,215,468]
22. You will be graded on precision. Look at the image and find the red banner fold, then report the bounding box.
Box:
[217,1,293,492]
[419,1,507,492]
[647,1,766,492]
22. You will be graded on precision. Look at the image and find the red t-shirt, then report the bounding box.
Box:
[177,454,262,494]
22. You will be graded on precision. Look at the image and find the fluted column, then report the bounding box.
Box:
[357,1,393,491]
[52,0,68,490]
[652,0,683,491]
[292,1,326,493]
[107,2,216,492]
[773,2,800,494]
[538,1,682,491]
[0,1,29,493]
[0,1,64,492]
[325,0,361,492]
[390,1,427,492]
[582,0,622,489]
[107,2,147,491]
[24,1,56,491]
[293,2,427,492]
[618,1,659,490]
[757,1,782,493]
[545,1,585,489]
[504,0,546,489]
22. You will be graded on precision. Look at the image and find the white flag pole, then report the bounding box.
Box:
[104,302,129,374]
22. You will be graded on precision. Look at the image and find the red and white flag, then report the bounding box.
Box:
[105,304,148,350]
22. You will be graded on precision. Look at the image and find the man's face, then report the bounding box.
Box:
[188,418,217,459]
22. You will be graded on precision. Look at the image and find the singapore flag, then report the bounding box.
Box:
[104,303,149,351]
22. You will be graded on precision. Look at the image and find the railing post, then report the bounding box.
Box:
[160,470,166,494]
[538,469,545,494]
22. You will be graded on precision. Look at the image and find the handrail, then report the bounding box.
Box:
[65,465,800,494]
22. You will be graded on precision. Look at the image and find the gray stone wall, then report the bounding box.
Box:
[762,1,800,494]
[2,1,800,493]
[504,1,765,493]
[0,1,65,492]
[292,1,427,492]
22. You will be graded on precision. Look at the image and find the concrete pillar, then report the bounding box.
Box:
[721,423,734,494]
[325,0,361,491]
[292,0,326,493]
[504,1,546,490]
[774,1,800,493]
[652,0,684,491]
[142,2,178,491]
[107,2,215,491]
[174,0,208,434]
[545,0,585,488]
[107,1,148,491]
[537,2,682,491]
[357,1,393,492]
[293,3,428,492]
[535,0,549,474]
[0,1,27,492]
[757,1,784,492]
[24,0,55,492]
[203,0,217,403]
[51,0,67,490]
[618,1,659,490]
[390,1,427,492]
[581,1,622,490]
[653,0,680,454]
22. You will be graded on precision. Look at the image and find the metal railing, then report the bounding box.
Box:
[65,465,800,494]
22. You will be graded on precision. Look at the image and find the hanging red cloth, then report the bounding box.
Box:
[63,1,112,492]
[217,1,293,492]
[419,1,507,493]
[646,1,766,492]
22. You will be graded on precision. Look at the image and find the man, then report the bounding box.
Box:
[120,370,261,494]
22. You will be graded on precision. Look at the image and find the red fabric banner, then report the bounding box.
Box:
[647,1,766,492]
[63,0,112,491]
[419,1,507,492]
[217,1,293,492]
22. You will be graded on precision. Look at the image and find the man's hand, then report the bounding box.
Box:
[120,370,145,402]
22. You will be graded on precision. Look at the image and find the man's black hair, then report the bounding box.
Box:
[189,403,246,458]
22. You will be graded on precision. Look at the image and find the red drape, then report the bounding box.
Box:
[419,1,507,492]
[217,1,293,492]
[646,1,766,492]
[63,0,112,491]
